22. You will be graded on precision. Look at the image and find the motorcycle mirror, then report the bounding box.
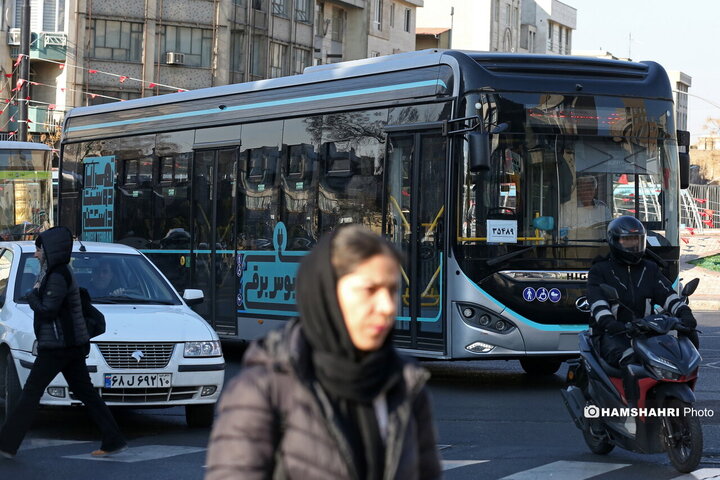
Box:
[600,284,620,302]
[681,278,700,297]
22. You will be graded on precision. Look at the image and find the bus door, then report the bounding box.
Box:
[191,148,238,335]
[384,129,446,353]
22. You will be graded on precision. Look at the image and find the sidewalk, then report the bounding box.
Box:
[679,229,720,312]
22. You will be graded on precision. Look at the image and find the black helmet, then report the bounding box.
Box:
[607,216,646,265]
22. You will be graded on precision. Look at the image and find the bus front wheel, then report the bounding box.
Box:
[520,358,562,376]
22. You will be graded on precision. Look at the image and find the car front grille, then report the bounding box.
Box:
[71,386,199,403]
[97,343,175,369]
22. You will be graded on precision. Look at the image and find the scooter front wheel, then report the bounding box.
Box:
[664,399,703,473]
[582,426,614,455]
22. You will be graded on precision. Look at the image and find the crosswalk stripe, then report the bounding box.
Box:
[670,468,720,480]
[63,445,206,463]
[498,460,630,480]
[442,460,490,471]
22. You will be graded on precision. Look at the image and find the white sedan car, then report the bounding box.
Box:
[0,241,224,427]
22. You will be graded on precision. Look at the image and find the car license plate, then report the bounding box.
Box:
[104,373,171,388]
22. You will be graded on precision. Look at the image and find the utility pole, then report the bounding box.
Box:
[18,0,31,141]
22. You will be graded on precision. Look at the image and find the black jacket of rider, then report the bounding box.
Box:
[587,254,696,336]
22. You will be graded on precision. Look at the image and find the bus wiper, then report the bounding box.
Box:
[486,246,536,267]
[92,295,175,305]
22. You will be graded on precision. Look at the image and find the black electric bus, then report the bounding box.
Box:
[58,50,687,374]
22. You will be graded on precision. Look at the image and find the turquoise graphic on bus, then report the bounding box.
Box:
[237,222,305,316]
[81,156,115,243]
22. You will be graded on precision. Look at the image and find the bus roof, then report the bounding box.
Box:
[63,49,663,122]
[0,141,52,151]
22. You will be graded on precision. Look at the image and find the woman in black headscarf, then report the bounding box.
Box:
[206,224,441,480]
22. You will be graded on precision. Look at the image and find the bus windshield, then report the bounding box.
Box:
[459,93,679,248]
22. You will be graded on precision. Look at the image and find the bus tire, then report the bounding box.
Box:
[185,404,215,428]
[520,358,562,376]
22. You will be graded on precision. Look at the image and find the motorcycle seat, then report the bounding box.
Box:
[597,355,624,378]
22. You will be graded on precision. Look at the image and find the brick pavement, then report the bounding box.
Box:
[679,229,720,312]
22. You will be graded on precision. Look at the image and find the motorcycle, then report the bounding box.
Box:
[561,278,702,473]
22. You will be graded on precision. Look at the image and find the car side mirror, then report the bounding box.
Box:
[182,289,204,306]
[599,284,619,302]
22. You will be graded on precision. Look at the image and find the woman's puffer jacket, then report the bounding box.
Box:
[205,320,441,480]
[27,227,88,350]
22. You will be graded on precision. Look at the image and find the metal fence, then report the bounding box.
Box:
[682,184,720,231]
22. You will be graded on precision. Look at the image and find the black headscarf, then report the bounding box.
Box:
[296,230,400,480]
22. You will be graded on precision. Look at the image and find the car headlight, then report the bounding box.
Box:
[184,341,222,357]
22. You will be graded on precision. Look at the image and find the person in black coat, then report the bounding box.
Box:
[587,216,698,407]
[0,227,126,459]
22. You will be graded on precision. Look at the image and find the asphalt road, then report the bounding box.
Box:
[0,312,718,480]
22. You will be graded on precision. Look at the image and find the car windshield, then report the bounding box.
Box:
[15,252,182,305]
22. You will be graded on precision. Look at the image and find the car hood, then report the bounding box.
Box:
[94,305,216,342]
[13,304,216,342]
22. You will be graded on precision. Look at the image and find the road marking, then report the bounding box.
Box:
[442,460,490,471]
[63,445,206,463]
[498,460,630,479]
[671,468,720,479]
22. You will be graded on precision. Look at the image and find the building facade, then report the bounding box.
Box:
[415,0,575,54]
[2,0,422,141]
[668,70,691,132]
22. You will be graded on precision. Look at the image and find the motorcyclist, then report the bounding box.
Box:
[587,216,699,407]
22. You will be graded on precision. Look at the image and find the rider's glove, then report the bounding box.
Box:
[624,322,640,336]
[678,307,697,329]
[605,322,626,335]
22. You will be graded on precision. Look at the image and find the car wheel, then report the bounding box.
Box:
[185,404,215,428]
[2,352,22,418]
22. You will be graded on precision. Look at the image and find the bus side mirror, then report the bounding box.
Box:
[677,129,690,189]
[468,132,490,172]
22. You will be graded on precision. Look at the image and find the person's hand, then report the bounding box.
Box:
[625,322,641,336]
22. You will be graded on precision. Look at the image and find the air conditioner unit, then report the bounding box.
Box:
[165,52,185,65]
[7,29,21,46]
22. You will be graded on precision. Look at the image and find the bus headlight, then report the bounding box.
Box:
[184,341,222,357]
[466,341,495,354]
[457,303,516,334]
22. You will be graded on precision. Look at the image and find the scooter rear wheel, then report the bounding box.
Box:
[664,399,703,473]
[582,426,614,455]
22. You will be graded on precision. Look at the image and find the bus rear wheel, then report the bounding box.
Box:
[520,358,562,376]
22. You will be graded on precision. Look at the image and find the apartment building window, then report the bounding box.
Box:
[42,0,65,31]
[374,0,383,31]
[253,0,265,11]
[162,26,213,67]
[332,7,344,41]
[505,4,511,25]
[293,47,311,74]
[270,42,288,78]
[251,34,268,77]
[272,0,287,17]
[548,22,553,50]
[296,0,311,22]
[86,89,141,106]
[91,20,143,62]
[317,2,325,35]
[494,0,499,21]
[231,30,246,82]
[390,3,395,27]
[565,28,571,54]
[234,0,246,6]
[529,30,535,52]
[513,6,518,27]
[403,8,411,32]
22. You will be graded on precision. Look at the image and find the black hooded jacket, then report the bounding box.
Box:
[27,226,88,350]
[587,254,693,335]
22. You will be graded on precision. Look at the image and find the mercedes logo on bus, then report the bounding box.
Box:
[575,296,590,312]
